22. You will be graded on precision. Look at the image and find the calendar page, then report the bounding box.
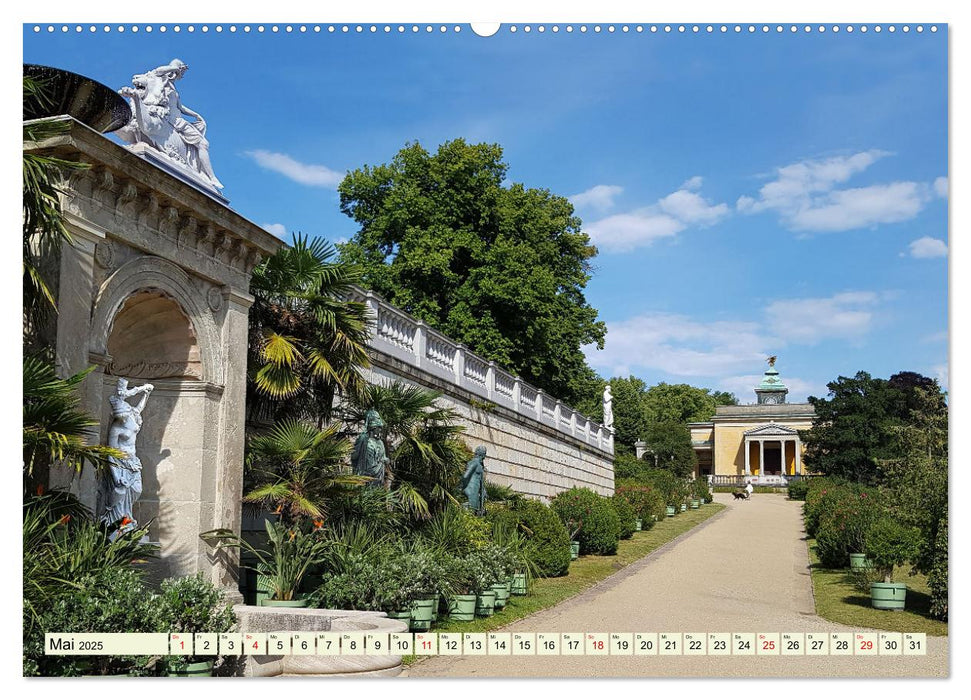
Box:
[21,0,950,687]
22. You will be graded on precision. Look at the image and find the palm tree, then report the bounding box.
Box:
[247,233,372,427]
[243,419,370,525]
[342,381,468,519]
[23,76,87,350]
[23,357,123,489]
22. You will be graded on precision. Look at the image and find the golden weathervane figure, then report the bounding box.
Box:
[767,355,777,367]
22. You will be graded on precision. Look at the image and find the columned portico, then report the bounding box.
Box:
[743,424,802,476]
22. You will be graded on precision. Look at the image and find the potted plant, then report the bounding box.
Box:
[665,504,677,517]
[564,518,582,560]
[201,519,329,606]
[849,552,874,571]
[441,554,479,621]
[864,517,922,611]
[159,574,237,676]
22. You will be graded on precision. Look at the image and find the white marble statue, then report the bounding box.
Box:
[97,378,153,536]
[117,59,224,191]
[603,384,614,432]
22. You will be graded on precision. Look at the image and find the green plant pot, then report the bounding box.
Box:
[490,583,508,609]
[255,572,273,607]
[666,505,676,517]
[167,660,214,677]
[386,609,412,626]
[849,553,874,571]
[475,590,497,617]
[510,572,528,595]
[871,582,907,611]
[570,540,580,560]
[635,519,643,531]
[447,594,477,622]
[680,503,687,512]
[432,592,442,622]
[408,597,436,632]
[690,499,700,509]
[260,597,309,608]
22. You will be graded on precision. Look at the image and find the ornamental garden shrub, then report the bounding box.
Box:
[158,574,237,668]
[610,493,638,539]
[551,487,621,556]
[787,479,810,501]
[863,516,922,583]
[24,568,167,676]
[488,499,572,577]
[691,477,712,503]
[803,477,849,538]
[614,479,665,527]
[814,486,882,569]
[927,511,948,620]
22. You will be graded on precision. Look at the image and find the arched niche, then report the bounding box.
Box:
[106,290,202,380]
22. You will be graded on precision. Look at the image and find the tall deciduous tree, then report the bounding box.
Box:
[638,421,698,479]
[800,370,944,484]
[642,382,738,424]
[337,139,606,407]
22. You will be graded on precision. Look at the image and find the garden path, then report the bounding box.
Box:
[408,493,947,678]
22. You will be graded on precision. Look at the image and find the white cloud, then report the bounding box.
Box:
[738,150,936,232]
[934,176,948,198]
[245,149,343,188]
[921,331,948,344]
[717,374,821,404]
[933,363,949,392]
[908,236,948,259]
[261,223,287,238]
[586,177,729,252]
[680,175,704,191]
[570,184,623,212]
[584,313,772,378]
[764,292,881,344]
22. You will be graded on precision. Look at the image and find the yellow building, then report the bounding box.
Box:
[686,362,815,479]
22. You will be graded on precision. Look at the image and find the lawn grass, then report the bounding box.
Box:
[806,538,947,637]
[403,503,724,663]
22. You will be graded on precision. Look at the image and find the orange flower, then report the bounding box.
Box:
[312,518,325,530]
[58,514,71,525]
[36,484,45,496]
[120,516,133,527]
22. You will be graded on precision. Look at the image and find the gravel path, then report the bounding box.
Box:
[409,493,948,678]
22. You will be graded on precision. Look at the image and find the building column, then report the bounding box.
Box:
[795,439,801,475]
[744,437,751,475]
[758,439,764,476]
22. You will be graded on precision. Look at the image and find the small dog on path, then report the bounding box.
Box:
[732,490,748,500]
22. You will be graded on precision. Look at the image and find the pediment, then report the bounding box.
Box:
[744,423,799,437]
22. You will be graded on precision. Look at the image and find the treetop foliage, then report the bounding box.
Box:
[337,138,605,407]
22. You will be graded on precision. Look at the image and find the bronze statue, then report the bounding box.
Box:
[461,446,487,515]
[351,409,389,488]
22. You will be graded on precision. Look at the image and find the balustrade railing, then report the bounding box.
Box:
[351,286,613,454]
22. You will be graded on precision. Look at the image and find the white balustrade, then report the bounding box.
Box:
[353,284,611,454]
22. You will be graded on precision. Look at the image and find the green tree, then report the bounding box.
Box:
[638,421,698,478]
[247,234,372,427]
[880,386,948,618]
[337,139,606,407]
[800,371,943,484]
[642,382,737,424]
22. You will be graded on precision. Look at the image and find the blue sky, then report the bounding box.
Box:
[23,23,949,403]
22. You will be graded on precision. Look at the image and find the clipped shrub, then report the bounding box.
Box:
[614,479,665,527]
[690,477,711,503]
[814,487,882,569]
[863,517,922,583]
[551,487,621,556]
[611,493,638,539]
[488,499,571,578]
[787,479,810,501]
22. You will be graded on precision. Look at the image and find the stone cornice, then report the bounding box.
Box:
[24,116,282,282]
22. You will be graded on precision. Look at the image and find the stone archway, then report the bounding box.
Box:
[88,255,227,582]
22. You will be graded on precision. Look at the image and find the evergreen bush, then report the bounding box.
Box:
[487,499,572,577]
[610,493,638,539]
[551,487,621,556]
